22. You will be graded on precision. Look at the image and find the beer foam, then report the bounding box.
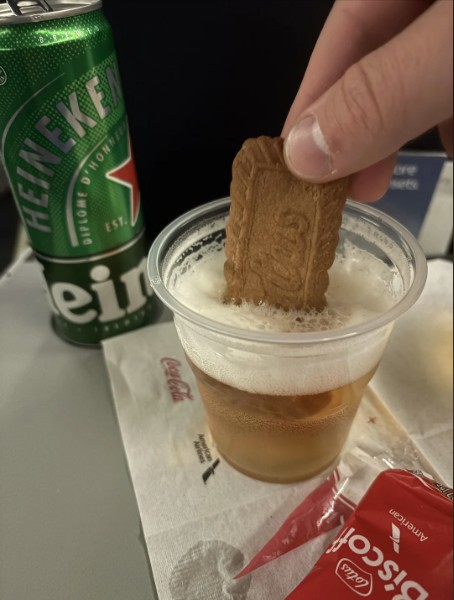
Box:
[170,249,396,334]
[167,229,402,395]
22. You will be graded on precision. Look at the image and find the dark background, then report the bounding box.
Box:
[0,0,446,271]
[102,0,337,245]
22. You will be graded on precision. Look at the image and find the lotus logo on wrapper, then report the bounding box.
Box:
[327,526,429,598]
[335,558,373,597]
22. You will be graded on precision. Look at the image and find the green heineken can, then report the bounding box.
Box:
[0,0,162,345]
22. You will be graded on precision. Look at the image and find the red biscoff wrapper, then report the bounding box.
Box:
[236,448,385,579]
[285,469,453,599]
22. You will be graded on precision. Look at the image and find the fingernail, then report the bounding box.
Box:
[284,115,332,179]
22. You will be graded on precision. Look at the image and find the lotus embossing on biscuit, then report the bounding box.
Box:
[224,136,349,310]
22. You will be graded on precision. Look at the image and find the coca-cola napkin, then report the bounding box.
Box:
[102,259,452,600]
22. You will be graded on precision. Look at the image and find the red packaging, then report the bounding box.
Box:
[236,469,355,578]
[285,470,453,600]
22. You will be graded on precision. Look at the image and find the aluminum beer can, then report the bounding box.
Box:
[0,0,162,345]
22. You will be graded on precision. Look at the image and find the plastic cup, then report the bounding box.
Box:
[147,197,427,483]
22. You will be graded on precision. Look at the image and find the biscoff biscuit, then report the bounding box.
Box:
[224,136,349,310]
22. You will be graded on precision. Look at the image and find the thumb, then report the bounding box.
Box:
[283,0,453,182]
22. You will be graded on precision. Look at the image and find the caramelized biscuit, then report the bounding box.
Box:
[224,136,349,310]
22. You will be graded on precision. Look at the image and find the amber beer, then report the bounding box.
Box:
[188,358,377,483]
[147,197,427,483]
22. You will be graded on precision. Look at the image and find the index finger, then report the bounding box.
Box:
[282,0,432,136]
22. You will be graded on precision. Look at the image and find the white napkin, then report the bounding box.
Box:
[370,259,453,486]
[102,259,452,600]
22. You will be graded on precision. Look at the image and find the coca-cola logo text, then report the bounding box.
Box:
[161,357,194,402]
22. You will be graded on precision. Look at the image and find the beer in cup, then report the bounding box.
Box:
[147,198,426,483]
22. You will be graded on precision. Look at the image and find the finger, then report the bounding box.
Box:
[283,0,453,182]
[348,154,398,202]
[282,0,432,136]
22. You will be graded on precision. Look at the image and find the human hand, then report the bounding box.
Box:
[282,0,453,201]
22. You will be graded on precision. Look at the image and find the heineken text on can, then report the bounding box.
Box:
[0,0,161,345]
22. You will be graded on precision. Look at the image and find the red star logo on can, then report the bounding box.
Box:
[106,135,141,226]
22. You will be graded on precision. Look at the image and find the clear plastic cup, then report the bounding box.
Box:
[147,197,427,483]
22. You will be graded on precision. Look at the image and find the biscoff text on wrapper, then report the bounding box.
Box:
[285,469,453,600]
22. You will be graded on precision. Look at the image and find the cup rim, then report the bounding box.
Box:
[147,196,428,344]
